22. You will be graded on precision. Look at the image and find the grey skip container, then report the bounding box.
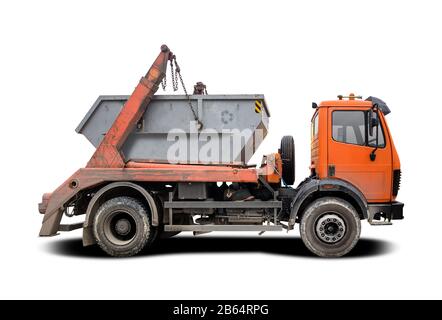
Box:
[76,95,270,165]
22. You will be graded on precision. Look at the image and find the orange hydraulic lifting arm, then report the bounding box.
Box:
[87,45,173,168]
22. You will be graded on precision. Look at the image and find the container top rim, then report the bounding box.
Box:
[76,94,269,134]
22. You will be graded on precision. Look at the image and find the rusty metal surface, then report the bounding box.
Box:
[193,82,207,95]
[87,45,173,168]
[38,193,51,214]
[82,181,160,228]
[81,181,161,246]
[39,164,262,236]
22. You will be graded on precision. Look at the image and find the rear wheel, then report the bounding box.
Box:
[300,197,361,257]
[93,196,154,257]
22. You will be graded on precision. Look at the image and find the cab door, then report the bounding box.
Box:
[327,108,392,202]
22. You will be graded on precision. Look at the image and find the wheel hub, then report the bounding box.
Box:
[315,214,346,244]
[104,211,137,245]
[115,218,131,236]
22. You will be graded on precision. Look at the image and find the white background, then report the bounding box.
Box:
[0,0,441,299]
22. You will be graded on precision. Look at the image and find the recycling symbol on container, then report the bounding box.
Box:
[221,110,234,124]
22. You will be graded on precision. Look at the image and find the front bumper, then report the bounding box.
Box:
[368,201,404,221]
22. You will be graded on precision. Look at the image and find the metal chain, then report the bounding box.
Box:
[160,55,203,129]
[173,57,202,129]
[161,74,167,91]
[170,59,178,91]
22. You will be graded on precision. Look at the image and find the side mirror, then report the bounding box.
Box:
[371,117,379,128]
[368,109,379,136]
[312,102,318,109]
[368,109,380,162]
[368,109,374,136]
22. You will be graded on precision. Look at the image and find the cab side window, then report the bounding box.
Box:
[332,110,386,148]
[312,112,319,139]
[332,111,366,146]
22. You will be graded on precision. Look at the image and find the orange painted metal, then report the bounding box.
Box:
[320,99,372,108]
[87,45,173,168]
[261,153,282,184]
[310,109,320,175]
[123,163,259,182]
[382,111,401,201]
[327,107,392,202]
[311,97,399,203]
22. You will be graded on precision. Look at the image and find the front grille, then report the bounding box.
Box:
[393,169,401,196]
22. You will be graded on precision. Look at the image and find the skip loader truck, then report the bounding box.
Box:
[38,45,404,257]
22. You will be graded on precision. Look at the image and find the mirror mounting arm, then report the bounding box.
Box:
[370,107,380,161]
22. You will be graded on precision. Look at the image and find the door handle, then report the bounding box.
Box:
[328,165,335,177]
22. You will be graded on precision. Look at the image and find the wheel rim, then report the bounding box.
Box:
[315,213,346,244]
[103,211,137,245]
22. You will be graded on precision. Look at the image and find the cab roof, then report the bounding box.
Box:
[319,99,372,108]
[318,95,391,115]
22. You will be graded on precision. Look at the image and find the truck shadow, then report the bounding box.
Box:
[46,236,395,259]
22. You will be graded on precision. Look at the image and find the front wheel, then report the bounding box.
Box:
[300,197,361,257]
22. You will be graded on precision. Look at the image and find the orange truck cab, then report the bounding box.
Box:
[294,93,403,226]
[280,94,403,256]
